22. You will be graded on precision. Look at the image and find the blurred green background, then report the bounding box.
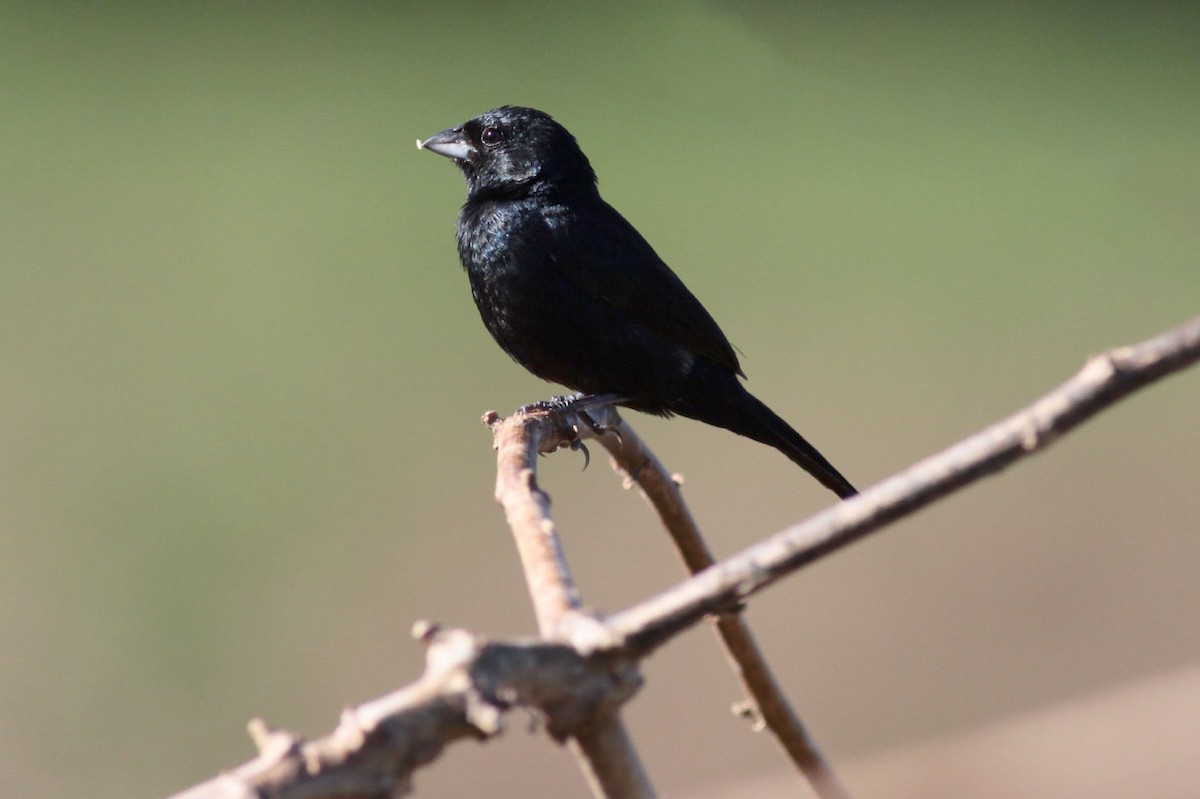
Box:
[2,3,1198,797]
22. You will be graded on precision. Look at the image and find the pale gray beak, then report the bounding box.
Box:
[417,127,475,162]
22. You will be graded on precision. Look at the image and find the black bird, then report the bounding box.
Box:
[419,106,856,498]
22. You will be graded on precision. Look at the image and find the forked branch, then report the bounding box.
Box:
[165,314,1200,799]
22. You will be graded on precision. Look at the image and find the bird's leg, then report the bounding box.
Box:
[514,392,625,418]
[515,393,587,415]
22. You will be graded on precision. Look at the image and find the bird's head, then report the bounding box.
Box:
[418,106,597,200]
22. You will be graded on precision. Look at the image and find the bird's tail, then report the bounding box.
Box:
[675,370,858,499]
[742,389,858,498]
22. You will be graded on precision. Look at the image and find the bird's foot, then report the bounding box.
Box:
[515,393,625,470]
[573,402,624,448]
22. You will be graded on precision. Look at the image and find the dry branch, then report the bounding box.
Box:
[486,401,655,799]
[168,624,640,799]
[596,424,851,799]
[165,313,1200,799]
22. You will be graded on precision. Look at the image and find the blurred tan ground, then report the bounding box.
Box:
[695,663,1200,799]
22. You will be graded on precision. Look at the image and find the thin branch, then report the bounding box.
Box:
[608,314,1200,655]
[568,721,656,799]
[488,409,584,638]
[597,424,852,799]
[487,404,656,799]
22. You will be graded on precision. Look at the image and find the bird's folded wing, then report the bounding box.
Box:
[549,202,745,377]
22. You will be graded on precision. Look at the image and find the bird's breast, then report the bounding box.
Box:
[458,203,562,347]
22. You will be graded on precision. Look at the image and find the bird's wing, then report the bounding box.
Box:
[548,201,745,377]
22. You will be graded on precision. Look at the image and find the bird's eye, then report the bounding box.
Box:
[480,126,505,146]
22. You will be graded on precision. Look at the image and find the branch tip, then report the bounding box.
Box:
[336,707,368,749]
[464,691,505,736]
[246,718,300,759]
[732,700,765,731]
[411,620,439,643]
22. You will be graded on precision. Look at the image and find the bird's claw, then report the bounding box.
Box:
[516,393,625,469]
[578,409,622,447]
[570,438,591,471]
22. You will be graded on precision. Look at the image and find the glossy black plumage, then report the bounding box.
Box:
[419,106,856,498]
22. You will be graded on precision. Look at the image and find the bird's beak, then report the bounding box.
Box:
[417,127,475,162]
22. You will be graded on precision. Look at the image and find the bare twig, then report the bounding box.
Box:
[568,720,656,799]
[598,425,852,799]
[487,405,655,799]
[487,409,583,638]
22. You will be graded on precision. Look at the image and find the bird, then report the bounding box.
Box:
[418,106,857,499]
